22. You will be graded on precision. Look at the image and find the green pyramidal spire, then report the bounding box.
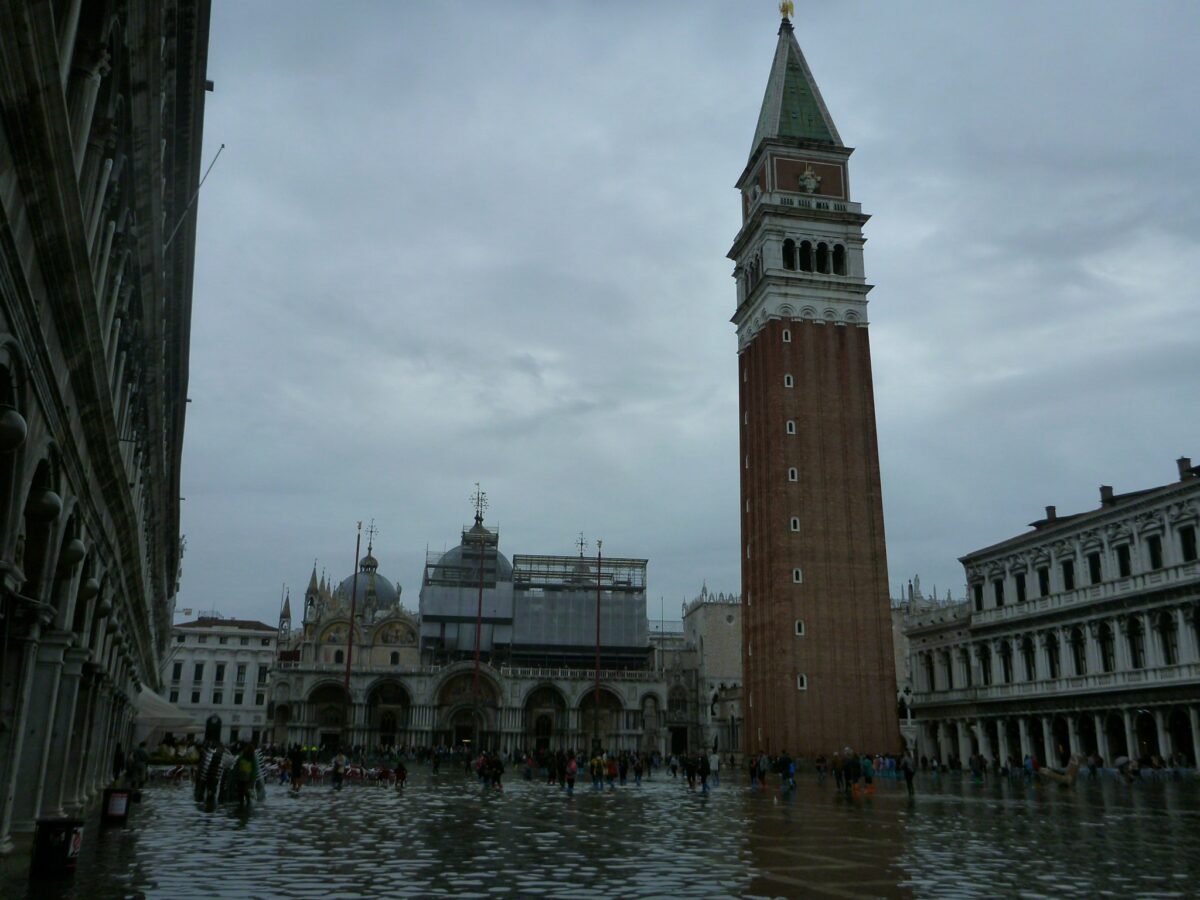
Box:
[749,16,842,160]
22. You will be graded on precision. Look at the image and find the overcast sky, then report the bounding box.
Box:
[177,1,1200,627]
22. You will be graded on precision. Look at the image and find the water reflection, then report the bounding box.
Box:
[7,770,1199,898]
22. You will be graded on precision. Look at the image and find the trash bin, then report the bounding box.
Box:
[29,817,84,880]
[101,787,131,825]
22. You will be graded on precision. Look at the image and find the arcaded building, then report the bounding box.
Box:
[0,1,209,854]
[906,458,1200,767]
[731,12,898,756]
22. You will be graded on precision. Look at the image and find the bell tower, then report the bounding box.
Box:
[731,9,898,756]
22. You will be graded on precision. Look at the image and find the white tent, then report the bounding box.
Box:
[133,689,203,745]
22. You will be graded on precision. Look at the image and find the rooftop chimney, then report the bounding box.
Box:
[1178,457,1194,480]
[1045,505,1057,522]
[1099,485,1114,505]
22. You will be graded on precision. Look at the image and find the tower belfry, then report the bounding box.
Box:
[731,9,898,756]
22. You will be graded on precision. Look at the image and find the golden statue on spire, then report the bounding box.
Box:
[780,1,795,19]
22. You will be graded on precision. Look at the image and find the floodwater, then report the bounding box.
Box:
[7,768,1200,898]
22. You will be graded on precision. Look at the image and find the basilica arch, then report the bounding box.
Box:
[307,682,351,750]
[434,670,501,750]
[577,686,625,752]
[522,684,568,751]
[367,679,412,749]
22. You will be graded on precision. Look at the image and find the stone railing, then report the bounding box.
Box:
[972,561,1200,627]
[499,666,660,683]
[911,661,1200,707]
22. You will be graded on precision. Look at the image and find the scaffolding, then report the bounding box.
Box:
[511,554,647,593]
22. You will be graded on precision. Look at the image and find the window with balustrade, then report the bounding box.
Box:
[999,642,1013,683]
[1147,534,1163,570]
[1180,525,1197,563]
[1127,618,1146,669]
[979,645,992,686]
[1157,612,1178,665]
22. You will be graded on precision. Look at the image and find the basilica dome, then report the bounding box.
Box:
[434,520,513,581]
[336,552,401,609]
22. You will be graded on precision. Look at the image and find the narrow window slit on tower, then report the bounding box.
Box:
[796,674,808,691]
[792,568,803,583]
[785,420,796,435]
[787,467,798,481]
[790,516,800,532]
[784,374,793,388]
[782,329,791,343]
[794,619,805,636]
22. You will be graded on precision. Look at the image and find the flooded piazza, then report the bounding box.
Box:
[4,768,1200,899]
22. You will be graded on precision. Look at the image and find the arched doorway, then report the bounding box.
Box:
[308,684,350,751]
[1051,716,1070,765]
[1027,718,1046,765]
[1077,714,1098,756]
[523,685,566,751]
[1168,708,1195,765]
[367,680,411,749]
[436,672,499,750]
[1134,711,1159,761]
[579,687,625,753]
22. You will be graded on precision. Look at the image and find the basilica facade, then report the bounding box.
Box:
[269,517,689,755]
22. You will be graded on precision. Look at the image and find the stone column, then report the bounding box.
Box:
[1040,716,1055,766]
[1058,626,1075,677]
[0,627,40,855]
[1018,717,1031,758]
[41,646,89,817]
[1141,612,1160,668]
[1114,618,1132,671]
[994,718,1007,762]
[1036,634,1051,681]
[63,665,97,814]
[1188,707,1200,767]
[1123,708,1137,759]
[1066,716,1080,758]
[9,630,72,834]
[1094,713,1110,762]
[1085,622,1103,674]
[937,722,952,764]
[956,721,973,763]
[1154,709,1170,758]
[1177,607,1197,663]
[973,721,988,761]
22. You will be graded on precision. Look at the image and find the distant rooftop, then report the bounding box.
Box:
[176,617,276,633]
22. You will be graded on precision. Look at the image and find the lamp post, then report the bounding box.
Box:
[593,540,602,754]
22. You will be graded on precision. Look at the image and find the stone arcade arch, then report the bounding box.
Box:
[1168,707,1195,765]
[522,684,567,752]
[578,686,625,753]
[307,683,351,750]
[367,680,412,749]
[435,671,501,750]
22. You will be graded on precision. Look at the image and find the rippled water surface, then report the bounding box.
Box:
[7,770,1200,898]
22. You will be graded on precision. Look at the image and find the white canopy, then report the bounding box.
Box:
[133,689,203,744]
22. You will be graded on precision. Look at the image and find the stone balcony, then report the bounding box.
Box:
[971,560,1200,628]
[912,660,1200,708]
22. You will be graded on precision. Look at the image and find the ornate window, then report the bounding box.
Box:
[978,644,992,686]
[999,642,1013,684]
[1157,612,1178,666]
[799,240,813,272]
[782,238,797,270]
[1021,636,1037,681]
[1126,617,1145,669]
